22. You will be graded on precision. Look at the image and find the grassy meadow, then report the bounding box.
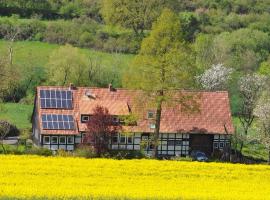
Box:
[0,103,33,130]
[0,40,133,71]
[0,155,270,200]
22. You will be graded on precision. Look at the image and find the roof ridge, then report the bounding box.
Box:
[36,86,229,93]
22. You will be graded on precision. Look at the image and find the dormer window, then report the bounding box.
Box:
[81,115,90,123]
[147,111,155,119]
[112,116,119,123]
[150,123,156,129]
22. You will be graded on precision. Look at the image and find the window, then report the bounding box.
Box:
[150,123,156,129]
[120,134,126,144]
[168,140,175,146]
[147,111,155,119]
[67,136,74,144]
[43,136,50,144]
[81,115,90,123]
[112,116,119,123]
[51,136,58,144]
[219,142,224,148]
[175,140,182,146]
[112,134,118,144]
[127,135,133,144]
[213,142,219,149]
[59,136,66,144]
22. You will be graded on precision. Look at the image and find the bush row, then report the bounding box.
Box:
[0,16,141,54]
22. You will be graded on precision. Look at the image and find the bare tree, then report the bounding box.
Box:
[197,63,234,91]
[254,91,270,164]
[2,24,21,66]
[0,120,11,154]
[238,74,266,154]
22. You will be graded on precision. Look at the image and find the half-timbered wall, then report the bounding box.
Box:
[110,133,190,156]
[213,134,230,150]
[110,133,141,150]
[41,135,76,151]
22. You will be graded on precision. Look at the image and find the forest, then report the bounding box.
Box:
[1,0,270,160]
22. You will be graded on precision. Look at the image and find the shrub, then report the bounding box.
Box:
[73,145,96,158]
[25,147,53,156]
[108,150,146,159]
[0,120,20,137]
[0,145,25,155]
[79,31,94,47]
[57,149,73,157]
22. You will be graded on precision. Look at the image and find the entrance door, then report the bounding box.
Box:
[190,134,213,155]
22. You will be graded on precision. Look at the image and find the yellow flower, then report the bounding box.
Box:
[0,155,270,200]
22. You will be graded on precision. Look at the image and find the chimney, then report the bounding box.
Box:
[69,83,76,90]
[108,83,114,92]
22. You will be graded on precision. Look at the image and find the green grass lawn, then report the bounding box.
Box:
[0,103,33,130]
[0,40,133,71]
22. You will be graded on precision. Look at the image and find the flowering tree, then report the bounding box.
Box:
[197,63,234,91]
[254,91,270,164]
[84,105,121,157]
[237,74,266,154]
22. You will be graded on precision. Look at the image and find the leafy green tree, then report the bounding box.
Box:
[101,0,166,36]
[46,44,88,86]
[259,57,270,77]
[123,9,197,158]
[213,29,270,71]
[179,12,200,42]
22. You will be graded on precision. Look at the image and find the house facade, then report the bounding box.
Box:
[32,85,234,156]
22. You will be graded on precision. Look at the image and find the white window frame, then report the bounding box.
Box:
[150,123,156,129]
[219,142,224,149]
[213,142,219,149]
[67,136,74,144]
[81,115,90,123]
[59,136,66,144]
[127,135,133,144]
[112,134,118,144]
[51,136,58,144]
[112,116,119,123]
[43,136,50,144]
[119,134,126,144]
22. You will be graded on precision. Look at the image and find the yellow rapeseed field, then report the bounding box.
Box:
[0,155,270,200]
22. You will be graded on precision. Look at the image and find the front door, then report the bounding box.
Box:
[190,134,213,156]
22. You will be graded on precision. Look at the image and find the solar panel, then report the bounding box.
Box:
[40,90,73,109]
[41,114,75,130]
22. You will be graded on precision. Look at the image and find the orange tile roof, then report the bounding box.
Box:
[35,86,234,135]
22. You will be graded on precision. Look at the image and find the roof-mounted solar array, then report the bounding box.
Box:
[41,114,75,130]
[40,90,72,109]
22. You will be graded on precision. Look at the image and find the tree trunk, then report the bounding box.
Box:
[8,45,13,66]
[239,141,243,156]
[153,95,163,158]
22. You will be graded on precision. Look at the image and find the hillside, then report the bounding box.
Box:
[0,40,133,73]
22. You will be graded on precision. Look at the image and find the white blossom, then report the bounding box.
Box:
[197,63,234,91]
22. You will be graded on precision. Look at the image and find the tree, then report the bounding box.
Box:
[254,90,270,164]
[237,74,266,154]
[197,63,234,91]
[84,106,121,157]
[101,0,166,36]
[179,12,200,42]
[123,9,197,158]
[46,44,88,86]
[0,120,11,154]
